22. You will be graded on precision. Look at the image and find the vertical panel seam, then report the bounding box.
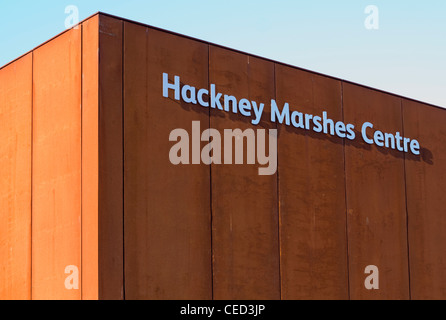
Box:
[31,50,34,301]
[208,44,214,301]
[341,81,351,300]
[97,17,102,300]
[95,17,100,301]
[274,63,282,300]
[401,99,412,300]
[80,23,84,301]
[122,19,126,301]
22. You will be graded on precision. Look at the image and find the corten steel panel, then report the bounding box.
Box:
[209,47,280,300]
[81,15,99,300]
[123,22,212,299]
[403,100,446,300]
[32,28,82,299]
[98,15,124,300]
[275,65,349,300]
[0,54,32,300]
[343,83,409,300]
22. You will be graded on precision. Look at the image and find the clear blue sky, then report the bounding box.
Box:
[1,0,445,107]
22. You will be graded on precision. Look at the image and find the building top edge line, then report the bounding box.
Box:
[0,11,443,111]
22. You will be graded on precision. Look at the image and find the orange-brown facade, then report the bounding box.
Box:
[1,13,445,300]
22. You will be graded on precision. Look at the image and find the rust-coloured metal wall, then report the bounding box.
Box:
[123,21,212,300]
[0,53,32,300]
[1,13,445,300]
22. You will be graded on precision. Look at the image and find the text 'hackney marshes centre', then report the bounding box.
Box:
[1,13,445,300]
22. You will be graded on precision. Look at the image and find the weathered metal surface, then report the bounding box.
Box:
[97,14,125,301]
[210,46,280,300]
[403,99,446,300]
[275,64,349,300]
[0,54,32,300]
[32,28,82,300]
[1,13,446,300]
[343,83,410,300]
[123,22,212,299]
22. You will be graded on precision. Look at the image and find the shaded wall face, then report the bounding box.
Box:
[119,18,446,300]
[1,14,446,300]
[118,18,444,299]
[403,100,446,300]
[275,65,350,299]
[343,83,409,299]
[123,21,212,300]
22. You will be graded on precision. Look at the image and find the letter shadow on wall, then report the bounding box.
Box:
[172,85,434,165]
[280,124,434,166]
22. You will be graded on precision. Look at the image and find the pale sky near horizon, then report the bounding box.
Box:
[1,0,445,107]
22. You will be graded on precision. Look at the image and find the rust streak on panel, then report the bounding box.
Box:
[343,83,409,300]
[275,65,349,300]
[210,46,280,300]
[98,15,124,300]
[32,28,82,300]
[81,15,99,300]
[403,100,446,300]
[0,54,32,300]
[123,22,212,299]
